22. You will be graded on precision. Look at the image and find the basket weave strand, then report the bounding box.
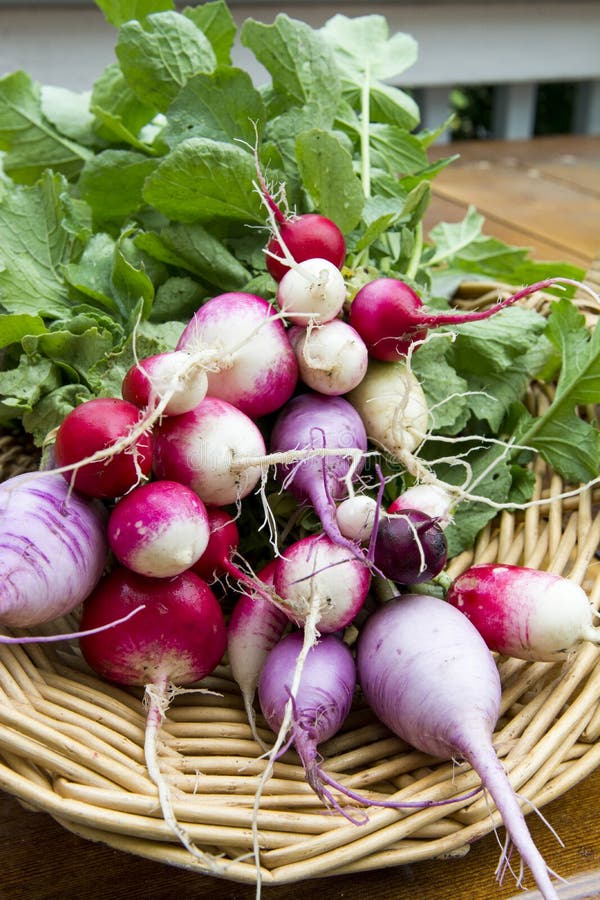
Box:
[0,278,599,885]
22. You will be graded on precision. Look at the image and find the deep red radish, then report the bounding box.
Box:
[348,358,429,459]
[0,471,108,627]
[79,565,227,868]
[276,258,347,326]
[357,594,561,899]
[191,507,240,581]
[388,483,454,527]
[270,392,368,555]
[54,397,153,498]
[446,563,600,661]
[108,480,210,578]
[122,350,208,416]
[373,509,448,585]
[349,277,569,360]
[152,396,266,506]
[176,292,298,419]
[289,320,368,395]
[266,213,346,282]
[228,560,288,744]
[274,533,371,632]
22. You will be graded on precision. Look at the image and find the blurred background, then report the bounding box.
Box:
[0,0,599,142]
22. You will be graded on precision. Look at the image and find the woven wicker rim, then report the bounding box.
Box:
[1,274,599,887]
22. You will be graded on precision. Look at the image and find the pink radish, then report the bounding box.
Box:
[357,593,561,899]
[191,507,240,581]
[388,482,454,527]
[79,565,227,869]
[107,480,210,578]
[446,563,600,661]
[289,320,368,395]
[152,396,266,506]
[122,350,208,416]
[176,292,298,419]
[54,397,153,498]
[266,213,346,282]
[0,471,108,627]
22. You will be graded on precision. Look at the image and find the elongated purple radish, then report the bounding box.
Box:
[176,292,298,419]
[0,471,108,627]
[122,350,208,416]
[289,320,368,395]
[79,566,227,870]
[258,630,481,821]
[373,509,448,585]
[447,563,600,661]
[152,397,266,506]
[228,560,288,745]
[270,392,369,556]
[349,277,575,360]
[108,480,210,578]
[274,533,371,632]
[357,594,561,899]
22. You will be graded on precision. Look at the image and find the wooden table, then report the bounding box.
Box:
[2,135,600,900]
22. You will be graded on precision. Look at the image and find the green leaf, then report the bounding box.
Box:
[0,172,74,317]
[116,11,216,112]
[63,233,123,315]
[412,337,470,434]
[0,314,46,349]
[183,0,237,66]
[241,14,341,116]
[95,0,174,28]
[142,137,264,223]
[164,66,265,148]
[78,149,160,221]
[368,125,428,176]
[21,319,116,383]
[427,206,484,266]
[22,383,92,445]
[149,275,206,323]
[295,129,364,233]
[320,14,418,82]
[40,87,98,147]
[0,355,61,418]
[0,71,91,183]
[90,64,157,149]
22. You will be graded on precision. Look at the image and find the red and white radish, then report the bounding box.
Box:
[0,471,108,627]
[373,509,448,585]
[227,560,288,744]
[357,593,561,899]
[191,507,240,582]
[79,565,227,869]
[176,292,298,419]
[446,563,600,662]
[53,397,153,499]
[276,258,347,326]
[388,482,454,527]
[107,480,210,578]
[122,350,208,417]
[289,320,368,396]
[348,358,429,459]
[266,213,346,282]
[152,396,266,507]
[273,533,371,633]
[336,494,378,544]
[270,392,368,554]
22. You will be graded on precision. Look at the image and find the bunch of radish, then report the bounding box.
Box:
[3,191,598,900]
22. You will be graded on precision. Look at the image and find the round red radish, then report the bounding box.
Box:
[266,213,346,282]
[108,480,210,578]
[122,350,208,416]
[54,397,153,499]
[79,566,227,686]
[191,507,239,581]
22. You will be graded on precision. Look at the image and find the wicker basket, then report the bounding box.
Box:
[1,274,599,889]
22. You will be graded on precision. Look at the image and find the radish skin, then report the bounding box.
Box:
[446,564,600,661]
[266,214,346,282]
[122,350,209,416]
[277,258,347,326]
[289,320,368,396]
[357,594,560,899]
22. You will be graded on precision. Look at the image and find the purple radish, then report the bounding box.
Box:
[373,508,448,585]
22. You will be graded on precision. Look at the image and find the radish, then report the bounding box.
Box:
[446,563,600,661]
[276,257,347,326]
[336,494,378,543]
[270,392,369,554]
[122,350,208,416]
[107,480,210,578]
[176,292,298,419]
[273,533,371,633]
[191,507,240,582]
[347,358,429,459]
[227,560,288,744]
[266,213,346,282]
[152,396,266,506]
[79,565,227,869]
[373,509,448,585]
[53,397,153,499]
[0,471,108,627]
[289,320,368,395]
[388,482,454,527]
[357,593,561,899]
[349,277,568,360]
